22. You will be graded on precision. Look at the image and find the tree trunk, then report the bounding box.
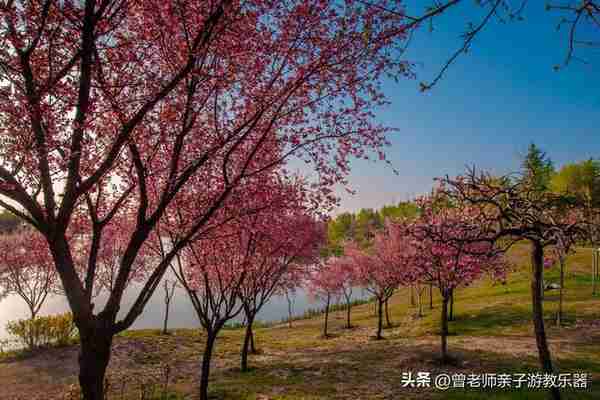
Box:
[27,308,37,350]
[79,330,113,400]
[557,257,565,327]
[384,298,391,327]
[448,289,454,321]
[531,241,561,400]
[540,266,545,301]
[241,315,254,372]
[346,297,352,329]
[417,285,423,318]
[199,332,217,400]
[593,248,596,296]
[440,294,449,364]
[323,294,330,337]
[376,298,384,340]
[249,325,256,354]
[593,248,597,296]
[429,283,433,309]
[162,299,171,335]
[285,292,293,328]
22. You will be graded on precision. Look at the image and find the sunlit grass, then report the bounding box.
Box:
[4,243,600,399]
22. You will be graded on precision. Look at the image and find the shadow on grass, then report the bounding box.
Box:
[449,304,531,335]
[208,337,600,400]
[435,387,599,400]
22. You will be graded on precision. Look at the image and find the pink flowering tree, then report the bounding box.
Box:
[408,195,507,363]
[0,228,57,350]
[237,212,324,372]
[345,223,411,339]
[73,214,153,297]
[0,228,57,322]
[276,259,309,329]
[328,256,358,329]
[159,175,318,399]
[161,278,178,335]
[0,2,415,397]
[440,169,584,399]
[308,258,345,338]
[170,223,254,400]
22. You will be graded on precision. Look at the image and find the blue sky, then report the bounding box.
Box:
[334,1,600,213]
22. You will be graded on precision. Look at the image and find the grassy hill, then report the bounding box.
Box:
[2,243,600,399]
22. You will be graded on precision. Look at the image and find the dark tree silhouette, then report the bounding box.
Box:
[440,167,585,400]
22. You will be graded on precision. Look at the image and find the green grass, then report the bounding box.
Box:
[438,389,598,400]
[4,243,600,400]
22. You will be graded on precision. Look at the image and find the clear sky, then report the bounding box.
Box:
[334,1,600,213]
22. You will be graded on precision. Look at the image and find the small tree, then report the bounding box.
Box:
[346,223,410,339]
[161,279,178,335]
[237,212,322,372]
[551,159,600,295]
[0,228,57,349]
[162,175,314,399]
[412,283,427,318]
[0,228,57,320]
[308,259,344,338]
[545,226,576,327]
[282,288,296,328]
[440,169,583,400]
[521,143,555,193]
[336,258,357,329]
[276,247,314,329]
[317,256,357,329]
[408,194,507,363]
[170,227,250,400]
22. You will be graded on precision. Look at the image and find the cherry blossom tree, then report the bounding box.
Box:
[439,169,583,399]
[160,174,316,400]
[170,224,252,400]
[237,212,323,372]
[277,260,308,329]
[0,228,57,323]
[307,258,344,338]
[161,279,178,335]
[345,222,411,339]
[0,1,415,397]
[330,256,358,329]
[283,289,295,328]
[407,194,507,363]
[73,215,153,297]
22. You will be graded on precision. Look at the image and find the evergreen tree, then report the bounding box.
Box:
[521,143,555,193]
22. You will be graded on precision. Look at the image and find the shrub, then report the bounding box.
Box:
[50,313,78,346]
[5,313,77,350]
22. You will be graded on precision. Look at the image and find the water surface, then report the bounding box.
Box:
[0,281,367,341]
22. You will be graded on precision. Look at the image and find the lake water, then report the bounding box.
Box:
[0,279,367,341]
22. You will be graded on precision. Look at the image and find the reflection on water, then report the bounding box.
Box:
[0,281,366,340]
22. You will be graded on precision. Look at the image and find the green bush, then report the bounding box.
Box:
[51,312,78,346]
[6,313,77,350]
